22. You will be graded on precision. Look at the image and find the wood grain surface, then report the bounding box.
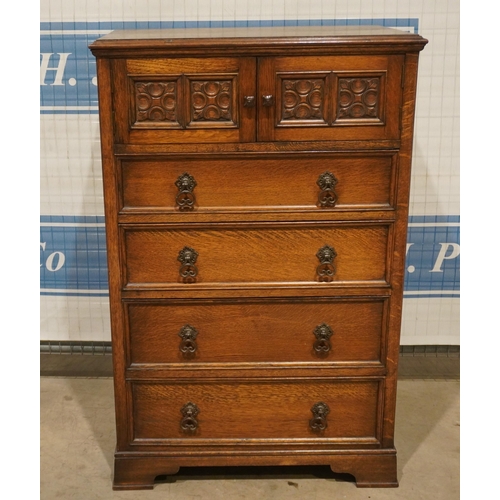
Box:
[123,224,390,286]
[120,153,395,212]
[131,379,380,441]
[126,299,386,364]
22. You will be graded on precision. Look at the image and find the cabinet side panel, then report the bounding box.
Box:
[382,52,421,448]
[95,57,129,449]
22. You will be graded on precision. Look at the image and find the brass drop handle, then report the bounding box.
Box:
[180,402,199,432]
[261,95,275,107]
[309,402,330,432]
[313,323,333,354]
[316,245,337,282]
[317,171,338,208]
[175,172,197,211]
[179,325,198,356]
[178,246,199,283]
[243,95,256,107]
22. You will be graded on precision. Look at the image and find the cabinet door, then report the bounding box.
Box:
[112,57,256,144]
[257,55,403,142]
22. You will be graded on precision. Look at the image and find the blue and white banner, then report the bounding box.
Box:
[40,216,108,296]
[404,216,460,298]
[40,215,459,298]
[40,11,460,344]
[40,29,99,114]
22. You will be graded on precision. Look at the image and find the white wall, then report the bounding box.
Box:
[40,0,460,345]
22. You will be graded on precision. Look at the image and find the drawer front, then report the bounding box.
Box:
[131,379,380,442]
[126,299,386,365]
[122,224,390,287]
[120,153,395,213]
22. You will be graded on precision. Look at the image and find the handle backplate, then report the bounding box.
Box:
[175,172,197,211]
[317,171,338,208]
[309,402,330,432]
[316,245,337,282]
[180,402,199,432]
[179,324,198,356]
[178,246,199,282]
[313,323,333,354]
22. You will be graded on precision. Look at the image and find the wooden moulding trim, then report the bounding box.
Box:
[128,376,386,386]
[124,365,387,380]
[114,448,397,458]
[121,294,391,303]
[120,286,392,300]
[88,26,427,50]
[92,47,425,59]
[128,437,382,447]
[116,211,397,225]
[89,35,428,58]
[89,38,428,58]
[118,219,393,229]
[114,142,402,155]
[122,282,391,292]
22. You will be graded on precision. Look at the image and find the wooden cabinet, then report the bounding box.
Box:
[89,26,427,490]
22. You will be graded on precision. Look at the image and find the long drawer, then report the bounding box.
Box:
[119,153,396,213]
[126,299,387,365]
[122,223,390,287]
[130,379,381,443]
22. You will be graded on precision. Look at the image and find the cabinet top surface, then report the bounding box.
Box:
[89,25,427,54]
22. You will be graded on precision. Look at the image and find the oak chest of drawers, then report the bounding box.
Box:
[89,26,427,490]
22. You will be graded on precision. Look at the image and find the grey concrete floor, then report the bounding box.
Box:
[40,359,459,499]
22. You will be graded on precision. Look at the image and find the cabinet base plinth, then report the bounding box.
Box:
[113,457,180,490]
[113,452,398,490]
[330,453,398,488]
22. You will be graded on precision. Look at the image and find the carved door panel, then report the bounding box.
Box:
[112,55,403,144]
[257,55,404,142]
[112,57,256,144]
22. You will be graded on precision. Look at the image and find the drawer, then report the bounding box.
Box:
[122,223,390,287]
[126,299,386,365]
[131,379,380,443]
[120,153,396,213]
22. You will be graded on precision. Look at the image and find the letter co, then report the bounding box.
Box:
[40,242,66,272]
